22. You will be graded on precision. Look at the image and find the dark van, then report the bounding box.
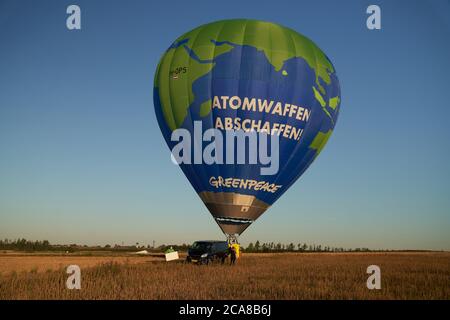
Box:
[187,240,229,264]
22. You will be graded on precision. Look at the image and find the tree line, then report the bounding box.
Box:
[0,238,73,252]
[0,239,192,252]
[243,241,371,253]
[0,238,373,253]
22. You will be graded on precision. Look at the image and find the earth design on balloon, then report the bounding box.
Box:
[154,19,341,237]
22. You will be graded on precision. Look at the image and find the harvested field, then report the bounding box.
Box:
[0,252,448,299]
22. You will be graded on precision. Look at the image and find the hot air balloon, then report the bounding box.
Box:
[154,19,340,244]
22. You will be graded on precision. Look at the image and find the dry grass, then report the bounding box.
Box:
[0,255,163,276]
[0,252,449,300]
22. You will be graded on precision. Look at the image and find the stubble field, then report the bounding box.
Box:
[0,252,448,299]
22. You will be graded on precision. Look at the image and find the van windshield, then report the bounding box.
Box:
[191,242,212,251]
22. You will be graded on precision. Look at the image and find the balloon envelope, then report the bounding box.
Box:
[154,19,341,237]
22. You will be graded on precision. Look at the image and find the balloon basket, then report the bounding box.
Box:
[226,234,239,245]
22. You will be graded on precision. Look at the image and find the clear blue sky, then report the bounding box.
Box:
[1,0,449,250]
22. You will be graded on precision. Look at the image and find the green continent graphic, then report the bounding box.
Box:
[312,86,335,122]
[155,19,337,131]
[199,99,212,117]
[329,96,340,110]
[309,129,333,156]
[155,44,215,130]
[176,20,334,83]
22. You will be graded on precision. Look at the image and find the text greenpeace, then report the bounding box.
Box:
[171,121,280,175]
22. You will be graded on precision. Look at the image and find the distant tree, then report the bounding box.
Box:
[254,240,260,252]
[247,242,254,252]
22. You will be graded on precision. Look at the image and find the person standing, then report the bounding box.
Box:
[229,245,237,265]
[232,243,240,259]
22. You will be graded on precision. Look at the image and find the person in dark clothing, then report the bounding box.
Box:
[229,246,237,265]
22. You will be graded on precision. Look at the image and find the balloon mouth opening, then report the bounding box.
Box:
[215,217,254,225]
[216,217,252,243]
